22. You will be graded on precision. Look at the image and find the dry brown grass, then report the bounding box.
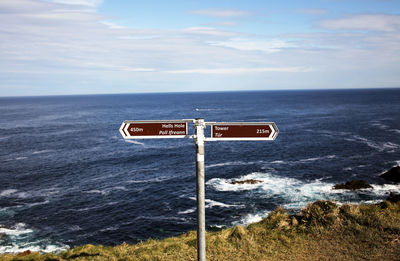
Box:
[2,200,400,261]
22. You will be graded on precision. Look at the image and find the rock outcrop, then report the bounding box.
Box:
[230,179,262,185]
[380,166,400,183]
[386,192,400,203]
[333,180,372,190]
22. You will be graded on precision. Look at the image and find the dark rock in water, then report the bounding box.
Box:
[230,179,262,185]
[17,250,32,256]
[333,180,372,190]
[386,192,400,203]
[380,166,400,183]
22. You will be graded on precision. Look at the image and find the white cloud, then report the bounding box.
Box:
[101,21,126,29]
[319,14,400,32]
[49,0,103,7]
[191,9,251,17]
[209,38,293,53]
[297,8,328,15]
[211,21,239,27]
[166,67,310,74]
[182,27,239,37]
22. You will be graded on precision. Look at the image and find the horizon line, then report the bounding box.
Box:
[0,86,399,99]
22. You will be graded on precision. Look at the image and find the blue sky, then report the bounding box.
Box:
[1,0,400,96]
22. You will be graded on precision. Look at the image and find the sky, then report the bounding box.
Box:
[1,0,400,96]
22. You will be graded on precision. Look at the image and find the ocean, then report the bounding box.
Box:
[0,89,399,253]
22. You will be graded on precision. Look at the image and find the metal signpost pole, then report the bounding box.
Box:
[194,118,206,261]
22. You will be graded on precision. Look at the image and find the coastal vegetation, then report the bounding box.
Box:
[2,198,400,261]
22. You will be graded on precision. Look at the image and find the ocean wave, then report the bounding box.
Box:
[0,189,29,199]
[206,161,256,169]
[270,155,336,165]
[178,197,245,214]
[132,215,188,223]
[207,172,301,192]
[0,189,18,197]
[232,211,271,226]
[178,208,196,214]
[124,140,146,147]
[0,223,33,236]
[207,155,337,169]
[208,171,400,218]
[371,122,389,130]
[270,160,285,164]
[205,199,244,208]
[84,186,128,196]
[346,135,399,152]
[195,108,218,111]
[0,242,69,254]
[126,175,176,184]
[0,188,60,200]
[32,150,53,155]
[99,225,119,232]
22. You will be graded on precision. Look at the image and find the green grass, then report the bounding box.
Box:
[2,200,400,260]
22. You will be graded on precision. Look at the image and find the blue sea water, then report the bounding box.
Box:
[0,89,399,253]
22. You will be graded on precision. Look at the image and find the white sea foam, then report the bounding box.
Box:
[346,135,399,152]
[209,224,225,229]
[299,155,336,163]
[25,200,50,208]
[100,225,119,232]
[207,172,300,192]
[213,171,400,226]
[0,189,18,197]
[85,186,128,196]
[32,150,53,155]
[178,208,196,214]
[124,140,146,147]
[86,190,107,195]
[126,175,174,184]
[370,184,400,195]
[113,186,128,191]
[382,142,400,150]
[232,211,271,226]
[184,197,244,210]
[15,157,27,160]
[270,160,285,164]
[0,223,33,236]
[4,188,60,200]
[208,171,399,211]
[371,122,389,130]
[205,199,244,208]
[0,243,69,254]
[195,108,217,111]
[69,225,82,231]
[206,161,253,169]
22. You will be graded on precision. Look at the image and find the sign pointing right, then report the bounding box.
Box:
[209,122,279,141]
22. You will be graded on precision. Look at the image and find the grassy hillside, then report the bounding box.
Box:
[2,200,400,260]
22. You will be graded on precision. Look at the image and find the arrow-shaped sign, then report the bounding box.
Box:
[208,122,279,141]
[119,120,188,139]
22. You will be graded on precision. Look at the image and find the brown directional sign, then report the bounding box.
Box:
[210,122,278,140]
[120,121,188,139]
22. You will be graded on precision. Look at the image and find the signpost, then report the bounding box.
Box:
[120,119,279,261]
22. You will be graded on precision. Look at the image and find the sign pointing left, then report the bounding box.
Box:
[119,120,188,139]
